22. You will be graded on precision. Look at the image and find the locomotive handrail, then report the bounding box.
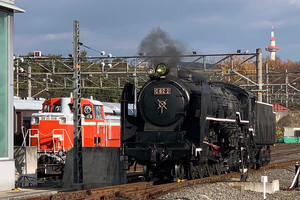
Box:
[81,126,85,147]
[38,132,54,136]
[52,134,63,152]
[96,122,105,146]
[104,120,120,146]
[28,129,40,150]
[21,126,28,146]
[52,129,73,152]
[106,122,111,147]
[105,124,108,147]
[27,128,74,152]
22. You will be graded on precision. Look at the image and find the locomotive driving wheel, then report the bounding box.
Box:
[175,163,185,180]
[144,164,153,181]
[197,164,205,178]
[189,162,198,180]
[214,162,222,175]
[205,163,213,177]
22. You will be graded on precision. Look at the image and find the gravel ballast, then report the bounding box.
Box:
[160,166,300,200]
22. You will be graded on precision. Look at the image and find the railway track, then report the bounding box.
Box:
[270,143,300,162]
[26,143,300,200]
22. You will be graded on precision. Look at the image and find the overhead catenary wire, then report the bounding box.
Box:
[78,42,104,55]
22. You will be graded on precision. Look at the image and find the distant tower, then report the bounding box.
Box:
[265,26,280,60]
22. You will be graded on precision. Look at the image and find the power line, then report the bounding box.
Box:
[78,42,104,55]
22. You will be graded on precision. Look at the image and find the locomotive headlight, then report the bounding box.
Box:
[59,117,66,124]
[146,67,155,76]
[156,63,168,76]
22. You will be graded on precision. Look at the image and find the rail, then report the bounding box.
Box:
[24,159,300,200]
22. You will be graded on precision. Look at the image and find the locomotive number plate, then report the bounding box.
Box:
[154,88,171,95]
[41,116,59,120]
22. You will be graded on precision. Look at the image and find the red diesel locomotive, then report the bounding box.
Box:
[28,97,120,177]
[29,97,120,153]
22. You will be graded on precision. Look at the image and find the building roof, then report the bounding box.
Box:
[0,1,25,13]
[272,103,290,112]
[14,97,45,110]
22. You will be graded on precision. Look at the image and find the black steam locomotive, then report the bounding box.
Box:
[121,63,275,182]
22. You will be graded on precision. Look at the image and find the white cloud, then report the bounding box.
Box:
[289,0,300,8]
[15,32,72,46]
[113,40,139,50]
[78,29,139,52]
[248,18,300,29]
[18,32,69,42]
[190,15,228,24]
[14,33,72,55]
[248,20,283,29]
[44,32,72,41]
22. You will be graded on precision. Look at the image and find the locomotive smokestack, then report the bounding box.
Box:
[138,27,186,70]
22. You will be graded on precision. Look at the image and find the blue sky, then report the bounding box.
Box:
[14,0,300,61]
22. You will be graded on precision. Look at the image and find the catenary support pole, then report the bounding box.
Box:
[73,20,83,184]
[28,61,31,97]
[286,69,289,108]
[266,62,269,103]
[256,48,263,102]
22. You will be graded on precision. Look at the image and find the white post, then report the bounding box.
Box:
[261,176,268,199]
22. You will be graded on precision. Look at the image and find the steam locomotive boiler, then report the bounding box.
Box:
[121,63,276,182]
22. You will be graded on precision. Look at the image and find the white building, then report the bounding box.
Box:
[0,0,24,191]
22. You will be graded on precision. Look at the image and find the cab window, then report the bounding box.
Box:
[94,105,103,120]
[68,104,74,113]
[43,104,50,112]
[83,105,93,119]
[53,104,61,112]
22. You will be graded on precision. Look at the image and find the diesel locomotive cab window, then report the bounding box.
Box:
[43,104,50,112]
[83,105,93,119]
[68,104,73,113]
[94,105,103,120]
[53,105,61,112]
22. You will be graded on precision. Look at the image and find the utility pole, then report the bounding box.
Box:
[266,62,269,103]
[28,61,32,97]
[256,48,263,102]
[73,20,83,184]
[228,55,233,82]
[134,59,137,116]
[286,69,289,108]
[16,59,19,97]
